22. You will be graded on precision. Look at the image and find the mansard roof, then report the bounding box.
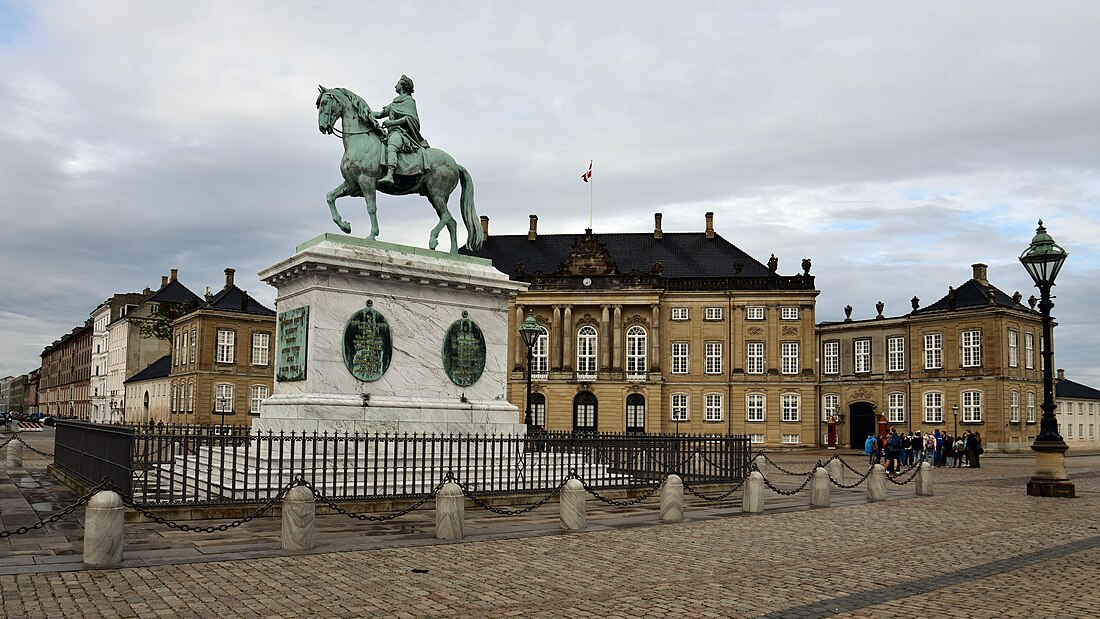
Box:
[124,354,171,384]
[201,285,275,316]
[147,279,201,305]
[912,278,1032,315]
[1056,377,1100,401]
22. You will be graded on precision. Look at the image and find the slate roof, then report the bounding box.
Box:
[463,231,773,279]
[912,278,1031,315]
[124,355,171,384]
[202,285,275,316]
[1056,378,1100,401]
[147,279,201,305]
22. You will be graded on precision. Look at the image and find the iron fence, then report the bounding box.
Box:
[51,422,750,506]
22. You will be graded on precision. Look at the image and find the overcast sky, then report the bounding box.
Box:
[2,1,1098,386]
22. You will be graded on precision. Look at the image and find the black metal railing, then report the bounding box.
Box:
[52,422,750,506]
[54,420,136,496]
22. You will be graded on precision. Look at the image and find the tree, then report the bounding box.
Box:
[138,300,198,341]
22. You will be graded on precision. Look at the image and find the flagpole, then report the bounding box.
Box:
[588,160,593,230]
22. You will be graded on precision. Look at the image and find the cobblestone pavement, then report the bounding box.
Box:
[2,429,1099,618]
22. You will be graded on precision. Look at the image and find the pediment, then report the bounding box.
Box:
[554,232,619,276]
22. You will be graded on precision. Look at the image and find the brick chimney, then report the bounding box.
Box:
[528,214,538,241]
[479,215,489,241]
[170,268,178,282]
[705,212,715,238]
[160,275,168,288]
[1057,368,1066,381]
[654,212,663,239]
[972,263,988,285]
[224,267,235,289]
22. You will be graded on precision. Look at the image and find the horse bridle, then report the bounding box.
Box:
[319,90,377,138]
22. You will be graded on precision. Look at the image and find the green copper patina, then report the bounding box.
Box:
[442,311,486,387]
[316,79,484,253]
[276,306,309,382]
[343,300,392,382]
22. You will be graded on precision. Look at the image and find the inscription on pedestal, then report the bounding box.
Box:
[276,306,309,382]
[443,311,486,387]
[344,300,392,382]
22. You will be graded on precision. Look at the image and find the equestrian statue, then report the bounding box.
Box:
[316,75,482,253]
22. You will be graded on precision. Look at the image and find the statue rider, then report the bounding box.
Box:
[373,74,430,185]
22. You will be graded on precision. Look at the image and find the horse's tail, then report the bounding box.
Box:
[458,165,482,251]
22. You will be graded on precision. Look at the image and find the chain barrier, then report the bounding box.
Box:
[0,435,14,450]
[681,477,747,501]
[885,463,923,486]
[575,472,665,507]
[14,434,55,458]
[301,476,444,522]
[452,475,569,516]
[755,465,816,497]
[0,480,112,539]
[118,479,295,533]
[759,452,818,477]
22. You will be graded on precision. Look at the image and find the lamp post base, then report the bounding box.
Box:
[1027,439,1075,498]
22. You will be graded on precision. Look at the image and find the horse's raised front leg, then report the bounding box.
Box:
[326,181,353,234]
[426,194,458,253]
[357,174,380,241]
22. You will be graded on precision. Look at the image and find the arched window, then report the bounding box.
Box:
[573,392,597,433]
[625,326,647,380]
[576,325,598,379]
[531,327,549,379]
[1026,391,1036,423]
[170,382,177,413]
[626,393,645,433]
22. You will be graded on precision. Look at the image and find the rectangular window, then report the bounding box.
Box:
[961,330,982,368]
[781,393,800,422]
[170,383,177,412]
[1008,329,1019,368]
[823,394,839,419]
[888,392,905,423]
[182,331,189,366]
[749,434,765,444]
[854,339,871,373]
[823,341,839,375]
[747,394,765,422]
[250,385,268,414]
[190,327,197,363]
[1010,390,1020,423]
[174,334,181,366]
[215,384,233,412]
[1025,333,1035,369]
[671,341,689,374]
[924,333,943,370]
[924,391,943,423]
[532,329,549,378]
[252,333,270,366]
[781,434,800,445]
[704,307,723,321]
[531,399,546,428]
[887,336,905,372]
[217,329,236,364]
[576,327,598,378]
[746,306,765,320]
[188,382,194,412]
[781,306,799,320]
[1068,424,1073,439]
[671,394,688,421]
[671,307,689,321]
[781,342,799,374]
[1091,424,1095,439]
[705,393,723,422]
[746,342,765,374]
[704,341,723,374]
[1027,392,1036,423]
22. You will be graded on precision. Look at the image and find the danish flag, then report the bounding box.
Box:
[581,161,592,182]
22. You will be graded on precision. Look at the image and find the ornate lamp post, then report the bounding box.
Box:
[518,312,542,430]
[952,402,959,437]
[1019,220,1074,497]
[217,397,231,430]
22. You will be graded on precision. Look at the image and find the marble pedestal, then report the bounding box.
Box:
[255,234,528,436]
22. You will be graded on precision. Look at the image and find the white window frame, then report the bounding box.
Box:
[576,325,598,379]
[704,307,723,321]
[780,306,799,320]
[746,341,765,374]
[888,392,905,423]
[704,341,723,375]
[190,326,197,363]
[530,395,546,428]
[671,307,689,321]
[746,393,765,422]
[1027,391,1036,422]
[1008,329,1018,368]
[749,434,765,444]
[215,383,233,412]
[252,332,271,366]
[781,433,800,445]
[823,341,839,375]
[704,393,723,422]
[1010,390,1020,423]
[961,330,982,368]
[188,382,194,412]
[781,341,799,375]
[216,329,236,364]
[670,393,688,421]
[823,394,839,420]
[1025,333,1035,369]
[854,339,871,373]
[781,393,800,422]
[746,306,765,321]
[887,336,905,372]
[671,341,689,375]
[250,385,268,414]
[924,333,943,370]
[170,382,177,412]
[174,334,181,366]
[532,327,550,379]
[924,391,944,423]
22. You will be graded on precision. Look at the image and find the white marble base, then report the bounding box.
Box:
[559,479,587,531]
[742,471,764,513]
[810,467,830,507]
[435,482,465,540]
[281,485,316,550]
[83,490,124,566]
[866,464,886,501]
[660,474,684,522]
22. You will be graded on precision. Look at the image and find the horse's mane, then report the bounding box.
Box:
[331,87,379,132]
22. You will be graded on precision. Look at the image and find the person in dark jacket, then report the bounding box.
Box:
[968,431,983,468]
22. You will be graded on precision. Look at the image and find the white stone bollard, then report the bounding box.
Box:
[742,471,765,513]
[660,474,684,522]
[810,467,831,507]
[916,461,934,496]
[826,458,844,486]
[5,440,22,468]
[867,464,887,501]
[84,490,125,566]
[752,454,767,473]
[281,485,316,551]
[435,482,465,540]
[559,478,587,531]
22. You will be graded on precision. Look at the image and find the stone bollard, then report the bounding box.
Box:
[866,464,887,501]
[810,467,831,507]
[435,482,465,540]
[742,471,765,513]
[5,440,22,468]
[916,461,934,496]
[826,458,844,486]
[559,478,587,531]
[752,454,767,473]
[660,474,684,522]
[84,490,125,567]
[281,485,316,551]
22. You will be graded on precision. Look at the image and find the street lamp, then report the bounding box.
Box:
[216,397,231,430]
[518,312,542,430]
[952,402,959,437]
[1019,220,1074,497]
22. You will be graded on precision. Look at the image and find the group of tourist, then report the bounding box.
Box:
[863,428,984,473]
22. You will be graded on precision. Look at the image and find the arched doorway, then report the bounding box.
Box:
[573,392,598,433]
[625,393,645,434]
[529,392,546,431]
[849,402,876,448]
